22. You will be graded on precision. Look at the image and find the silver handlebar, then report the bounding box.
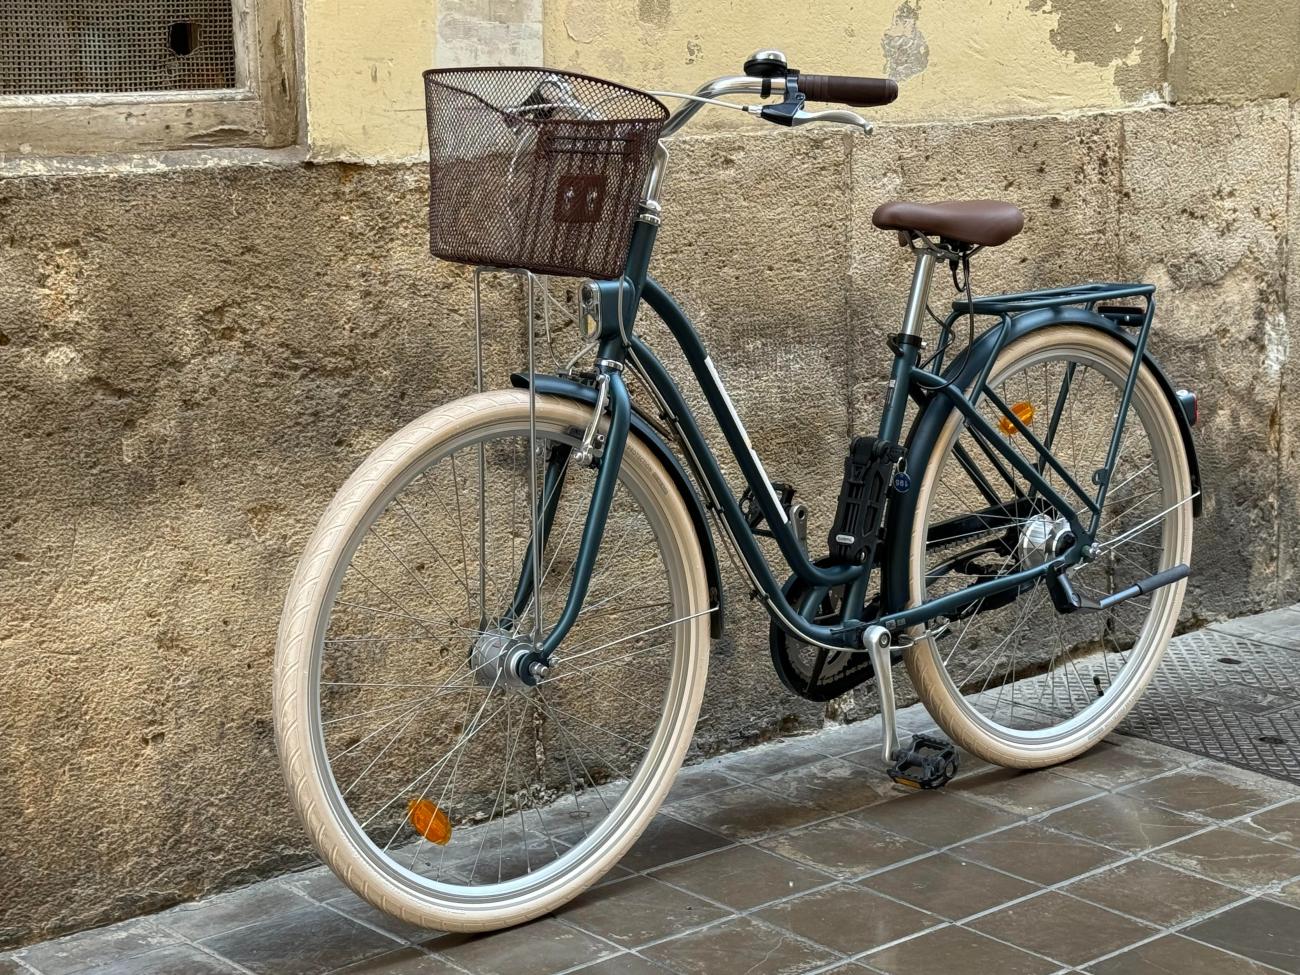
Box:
[661,75,771,136]
[643,68,874,213]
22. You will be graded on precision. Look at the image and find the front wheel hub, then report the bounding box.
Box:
[469,630,546,691]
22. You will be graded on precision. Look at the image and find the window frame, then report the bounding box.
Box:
[0,0,298,157]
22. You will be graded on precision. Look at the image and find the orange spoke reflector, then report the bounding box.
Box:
[407,797,453,845]
[999,400,1036,436]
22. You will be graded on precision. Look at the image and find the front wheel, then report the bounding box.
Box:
[905,326,1194,768]
[275,390,710,932]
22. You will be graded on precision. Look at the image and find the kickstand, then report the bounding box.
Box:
[863,625,960,790]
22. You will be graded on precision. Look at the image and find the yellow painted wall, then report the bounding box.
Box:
[302,0,437,160]
[304,0,1166,161]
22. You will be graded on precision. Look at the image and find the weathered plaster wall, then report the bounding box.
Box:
[3,0,1300,951]
[304,0,1180,160]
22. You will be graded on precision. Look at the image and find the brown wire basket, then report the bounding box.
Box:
[423,67,669,281]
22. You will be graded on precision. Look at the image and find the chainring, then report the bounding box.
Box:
[769,559,877,702]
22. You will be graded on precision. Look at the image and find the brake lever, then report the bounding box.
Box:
[748,103,873,134]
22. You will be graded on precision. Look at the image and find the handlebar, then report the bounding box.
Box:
[659,56,897,138]
[660,75,772,136]
[797,73,898,108]
[645,53,897,208]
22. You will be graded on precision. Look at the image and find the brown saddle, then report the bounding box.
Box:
[872,200,1025,248]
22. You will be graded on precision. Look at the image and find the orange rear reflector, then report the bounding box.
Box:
[407,797,453,845]
[999,400,1036,436]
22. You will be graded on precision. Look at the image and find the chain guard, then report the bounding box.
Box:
[769,559,877,702]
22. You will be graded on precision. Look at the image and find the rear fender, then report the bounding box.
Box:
[510,372,725,639]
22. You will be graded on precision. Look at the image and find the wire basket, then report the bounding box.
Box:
[424,67,669,281]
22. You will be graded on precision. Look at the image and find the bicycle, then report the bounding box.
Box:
[274,51,1201,932]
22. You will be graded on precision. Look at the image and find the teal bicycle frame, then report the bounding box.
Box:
[506,202,1194,671]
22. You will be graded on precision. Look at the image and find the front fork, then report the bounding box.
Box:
[506,366,633,683]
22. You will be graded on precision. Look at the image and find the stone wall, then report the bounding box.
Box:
[2,97,1298,945]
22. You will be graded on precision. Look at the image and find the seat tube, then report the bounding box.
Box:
[879,248,937,443]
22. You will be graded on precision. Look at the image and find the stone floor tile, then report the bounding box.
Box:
[74,945,241,975]
[714,735,841,780]
[667,782,829,840]
[1232,799,1300,849]
[1150,827,1300,889]
[1209,605,1300,647]
[807,723,884,757]
[423,918,617,975]
[759,757,892,814]
[568,953,671,974]
[1064,859,1241,927]
[863,924,1058,975]
[1085,934,1279,975]
[666,765,743,804]
[1182,899,1300,974]
[323,893,439,943]
[954,823,1121,886]
[640,916,837,975]
[864,852,1040,920]
[15,920,178,975]
[0,958,27,975]
[1039,793,1204,853]
[157,883,311,940]
[199,905,398,975]
[615,814,731,872]
[757,813,929,878]
[284,866,352,903]
[754,884,939,955]
[1269,878,1300,909]
[556,874,729,948]
[649,844,832,911]
[950,768,1101,817]
[1049,741,1183,790]
[1119,767,1287,821]
[327,948,461,974]
[851,792,1022,849]
[968,892,1154,968]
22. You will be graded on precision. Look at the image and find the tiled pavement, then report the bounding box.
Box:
[8,639,1300,973]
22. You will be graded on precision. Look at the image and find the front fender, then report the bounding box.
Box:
[511,372,724,639]
[881,307,1202,616]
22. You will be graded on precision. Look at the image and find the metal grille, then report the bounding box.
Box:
[1,1,237,96]
[1048,629,1300,785]
[424,68,668,281]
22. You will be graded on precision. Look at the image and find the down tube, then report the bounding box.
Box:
[634,289,865,650]
[640,279,859,592]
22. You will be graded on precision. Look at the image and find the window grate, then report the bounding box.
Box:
[1,1,237,96]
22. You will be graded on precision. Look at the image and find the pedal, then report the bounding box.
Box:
[887,734,959,790]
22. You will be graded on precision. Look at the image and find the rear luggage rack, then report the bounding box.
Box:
[952,281,1155,316]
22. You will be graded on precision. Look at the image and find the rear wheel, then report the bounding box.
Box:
[275,391,710,931]
[905,327,1194,768]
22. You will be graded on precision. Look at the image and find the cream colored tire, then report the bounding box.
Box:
[274,390,710,932]
[904,326,1193,768]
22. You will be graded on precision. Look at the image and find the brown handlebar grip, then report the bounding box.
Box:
[797,74,899,108]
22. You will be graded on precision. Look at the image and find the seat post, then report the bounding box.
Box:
[901,246,938,340]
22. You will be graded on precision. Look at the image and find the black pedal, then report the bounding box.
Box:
[828,437,904,564]
[888,734,959,790]
[741,481,796,531]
